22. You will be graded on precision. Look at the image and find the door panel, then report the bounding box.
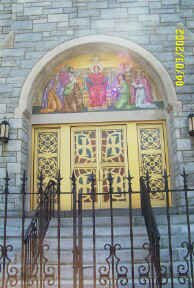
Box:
[71,127,99,209]
[100,127,126,165]
[101,167,128,209]
[31,126,71,210]
[31,127,60,209]
[137,123,169,206]
[74,167,98,209]
[73,129,97,166]
[99,126,129,208]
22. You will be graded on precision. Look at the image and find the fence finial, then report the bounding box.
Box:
[71,170,76,191]
[126,169,133,193]
[57,169,62,182]
[181,168,188,190]
[89,171,96,201]
[4,169,9,194]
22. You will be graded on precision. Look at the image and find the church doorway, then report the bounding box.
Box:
[20,36,178,212]
[31,121,169,210]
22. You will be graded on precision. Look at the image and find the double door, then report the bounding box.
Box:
[72,125,129,209]
[31,122,169,210]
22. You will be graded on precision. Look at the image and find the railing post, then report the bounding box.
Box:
[1,170,9,288]
[38,170,44,288]
[78,190,83,288]
[108,172,115,288]
[38,170,44,235]
[155,237,162,288]
[140,175,146,216]
[21,171,27,288]
[57,170,61,288]
[164,169,174,288]
[126,170,135,288]
[72,170,78,288]
[90,171,96,288]
[179,168,194,286]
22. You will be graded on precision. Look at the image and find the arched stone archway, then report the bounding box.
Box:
[15,35,181,209]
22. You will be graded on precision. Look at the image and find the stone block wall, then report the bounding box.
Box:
[0,0,194,210]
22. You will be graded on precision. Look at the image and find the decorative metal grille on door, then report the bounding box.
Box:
[31,127,60,209]
[137,124,168,203]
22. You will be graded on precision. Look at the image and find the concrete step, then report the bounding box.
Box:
[2,212,194,229]
[49,213,194,226]
[1,213,194,237]
[1,213,194,288]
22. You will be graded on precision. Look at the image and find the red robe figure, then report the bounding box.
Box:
[86,64,108,107]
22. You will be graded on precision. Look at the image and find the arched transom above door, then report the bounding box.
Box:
[32,43,163,115]
[16,36,178,118]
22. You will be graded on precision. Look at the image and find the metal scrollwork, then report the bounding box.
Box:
[6,264,18,287]
[177,240,194,285]
[0,244,18,287]
[138,244,168,286]
[177,263,189,285]
[26,256,39,288]
[160,264,168,285]
[115,251,128,287]
[99,265,110,287]
[0,244,13,264]
[99,244,111,287]
[138,243,151,286]
[42,244,56,287]
[99,243,128,287]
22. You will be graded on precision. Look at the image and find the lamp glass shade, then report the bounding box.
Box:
[188,114,194,136]
[0,120,9,142]
[5,123,9,138]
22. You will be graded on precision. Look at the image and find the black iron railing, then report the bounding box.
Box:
[24,173,57,283]
[0,169,194,288]
[140,172,161,287]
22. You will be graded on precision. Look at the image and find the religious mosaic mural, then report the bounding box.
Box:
[32,51,163,114]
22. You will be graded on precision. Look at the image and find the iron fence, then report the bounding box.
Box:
[0,169,194,287]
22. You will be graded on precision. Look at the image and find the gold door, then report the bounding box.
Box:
[71,125,129,209]
[31,121,169,210]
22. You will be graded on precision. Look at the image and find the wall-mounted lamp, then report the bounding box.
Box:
[188,113,194,136]
[0,118,9,143]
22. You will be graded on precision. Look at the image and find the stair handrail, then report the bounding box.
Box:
[24,173,58,278]
[140,173,161,287]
